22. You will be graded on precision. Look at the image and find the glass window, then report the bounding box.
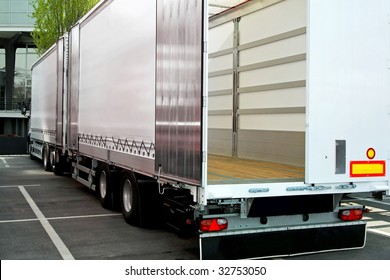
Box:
[0,12,10,24]
[0,49,5,103]
[0,0,10,11]
[14,46,37,100]
[28,0,34,11]
[28,14,36,25]
[0,49,5,69]
[11,12,28,24]
[14,48,27,100]
[0,0,35,25]
[11,0,27,12]
[27,51,38,68]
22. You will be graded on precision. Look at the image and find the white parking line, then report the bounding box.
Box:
[0,158,10,168]
[0,213,121,224]
[0,184,41,188]
[48,213,122,221]
[0,218,39,224]
[368,228,390,238]
[18,186,75,260]
[351,196,390,238]
[350,196,390,206]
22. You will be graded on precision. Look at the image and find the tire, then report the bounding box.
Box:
[29,144,35,160]
[120,172,140,226]
[43,145,52,172]
[97,165,114,209]
[52,150,64,176]
[27,136,35,160]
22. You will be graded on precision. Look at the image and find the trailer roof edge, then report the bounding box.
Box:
[209,0,284,28]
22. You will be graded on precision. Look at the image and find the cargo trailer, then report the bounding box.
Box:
[29,0,390,259]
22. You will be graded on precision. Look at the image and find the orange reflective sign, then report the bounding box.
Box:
[350,160,386,177]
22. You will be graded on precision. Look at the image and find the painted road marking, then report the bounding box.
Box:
[350,196,390,207]
[347,196,390,238]
[0,184,41,188]
[18,185,75,260]
[0,158,10,168]
[368,228,390,238]
[0,213,121,224]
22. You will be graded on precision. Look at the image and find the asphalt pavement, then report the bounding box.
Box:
[0,155,389,260]
[0,155,199,260]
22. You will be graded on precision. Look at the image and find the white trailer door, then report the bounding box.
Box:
[306,0,390,184]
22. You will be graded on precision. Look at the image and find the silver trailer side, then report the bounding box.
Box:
[67,0,206,206]
[30,37,66,171]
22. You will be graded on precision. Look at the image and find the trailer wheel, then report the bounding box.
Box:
[29,144,35,160]
[43,145,52,172]
[97,165,114,209]
[120,172,140,226]
[52,150,64,176]
[28,137,35,160]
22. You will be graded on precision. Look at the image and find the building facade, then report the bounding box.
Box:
[0,0,37,139]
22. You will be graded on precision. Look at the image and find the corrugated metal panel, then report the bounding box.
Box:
[55,37,64,146]
[67,25,80,150]
[156,0,204,185]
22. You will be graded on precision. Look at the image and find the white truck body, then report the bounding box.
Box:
[76,0,156,175]
[30,0,390,259]
[30,38,65,167]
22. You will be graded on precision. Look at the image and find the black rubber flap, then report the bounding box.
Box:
[200,223,366,260]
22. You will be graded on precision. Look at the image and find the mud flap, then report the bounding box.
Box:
[200,221,366,260]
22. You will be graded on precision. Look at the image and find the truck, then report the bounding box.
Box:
[29,0,390,259]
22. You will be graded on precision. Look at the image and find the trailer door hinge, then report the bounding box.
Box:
[202,151,207,162]
[203,96,207,108]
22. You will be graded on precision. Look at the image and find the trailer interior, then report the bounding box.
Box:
[207,0,305,185]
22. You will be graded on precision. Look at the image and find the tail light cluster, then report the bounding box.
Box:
[199,218,228,232]
[339,207,369,221]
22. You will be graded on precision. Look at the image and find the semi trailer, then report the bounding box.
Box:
[29,0,390,259]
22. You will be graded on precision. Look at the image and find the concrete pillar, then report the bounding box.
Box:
[5,33,22,110]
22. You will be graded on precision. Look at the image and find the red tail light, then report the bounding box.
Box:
[200,218,228,232]
[339,209,363,221]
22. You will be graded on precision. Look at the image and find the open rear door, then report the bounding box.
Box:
[306,0,390,184]
[155,0,205,185]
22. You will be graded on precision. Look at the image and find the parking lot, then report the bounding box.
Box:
[1,155,390,260]
[0,155,199,260]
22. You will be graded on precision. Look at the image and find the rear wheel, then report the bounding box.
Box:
[97,165,114,209]
[120,172,140,226]
[52,150,64,176]
[43,145,51,171]
[28,137,35,160]
[29,144,35,160]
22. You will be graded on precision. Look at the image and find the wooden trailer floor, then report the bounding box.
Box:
[207,154,304,185]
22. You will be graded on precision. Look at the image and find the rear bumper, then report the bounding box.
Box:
[200,221,366,260]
